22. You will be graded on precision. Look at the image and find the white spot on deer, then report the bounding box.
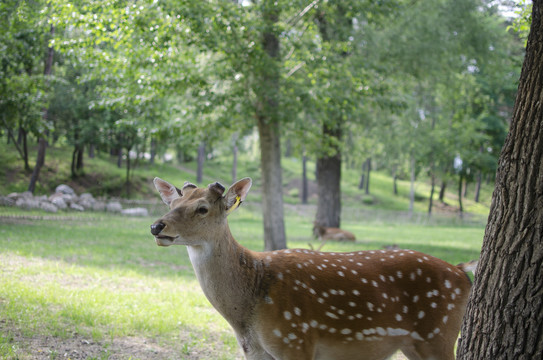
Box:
[322,291,329,298]
[361,278,368,284]
[379,275,386,282]
[310,320,318,328]
[411,331,424,341]
[447,303,455,310]
[349,301,356,307]
[319,324,327,330]
[284,311,292,320]
[418,311,425,319]
[352,289,360,296]
[395,314,402,321]
[264,296,274,304]
[367,302,375,311]
[455,288,462,294]
[428,333,434,339]
[451,293,457,300]
[445,279,451,288]
[330,289,338,295]
[294,307,301,316]
[356,313,363,319]
[317,298,325,304]
[372,280,379,287]
[351,270,358,275]
[273,329,282,337]
[277,272,284,280]
[416,268,423,276]
[376,327,387,336]
[417,258,423,263]
[288,333,297,340]
[341,328,352,335]
[355,332,364,340]
[410,272,416,281]
[388,275,395,282]
[338,309,345,315]
[329,328,337,333]
[413,295,420,303]
[433,328,440,334]
[443,315,449,324]
[403,305,409,314]
[431,302,437,308]
[388,328,410,336]
[325,312,339,319]
[309,288,317,295]
[396,271,403,279]
[338,290,346,296]
[383,293,388,299]
[310,274,317,280]
[426,277,432,283]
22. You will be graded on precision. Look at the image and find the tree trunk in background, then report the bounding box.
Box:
[256,1,286,251]
[197,141,205,183]
[150,137,157,165]
[439,180,447,202]
[232,135,238,184]
[364,157,371,195]
[474,171,482,203]
[358,161,366,190]
[28,25,54,194]
[458,173,464,218]
[408,154,415,218]
[258,119,286,250]
[301,152,308,204]
[428,173,435,215]
[316,149,341,227]
[458,3,543,358]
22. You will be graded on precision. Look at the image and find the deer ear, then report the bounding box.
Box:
[224,178,252,215]
[154,177,182,206]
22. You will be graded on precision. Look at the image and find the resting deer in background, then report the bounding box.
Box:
[151,177,475,360]
[313,222,356,242]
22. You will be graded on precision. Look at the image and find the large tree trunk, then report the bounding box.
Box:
[28,25,54,194]
[315,123,342,228]
[257,119,286,250]
[457,3,543,358]
[256,1,286,251]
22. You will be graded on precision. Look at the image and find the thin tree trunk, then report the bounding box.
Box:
[301,151,308,204]
[439,180,447,202]
[458,173,464,218]
[408,154,415,218]
[428,173,435,215]
[392,166,398,195]
[197,141,205,183]
[126,147,131,198]
[150,137,157,165]
[474,171,482,203]
[28,24,54,194]
[232,136,238,184]
[364,157,371,195]
[458,3,543,358]
[358,161,366,190]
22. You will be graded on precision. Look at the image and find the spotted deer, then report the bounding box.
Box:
[150,177,474,360]
[313,222,356,242]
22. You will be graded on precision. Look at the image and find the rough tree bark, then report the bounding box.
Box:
[457,2,543,358]
[315,124,342,228]
[256,1,286,250]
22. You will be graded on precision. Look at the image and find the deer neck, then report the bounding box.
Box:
[186,224,261,330]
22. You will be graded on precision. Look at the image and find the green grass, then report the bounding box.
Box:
[0,203,484,359]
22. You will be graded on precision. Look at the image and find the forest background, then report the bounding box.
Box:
[0,0,530,250]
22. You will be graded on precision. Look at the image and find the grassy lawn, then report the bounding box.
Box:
[0,204,484,359]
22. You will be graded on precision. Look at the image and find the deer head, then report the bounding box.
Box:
[150,177,252,247]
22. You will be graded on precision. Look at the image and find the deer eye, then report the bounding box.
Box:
[197,206,209,215]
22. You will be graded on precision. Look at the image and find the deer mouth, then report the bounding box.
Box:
[154,235,178,246]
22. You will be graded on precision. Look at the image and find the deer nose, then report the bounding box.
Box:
[151,222,166,235]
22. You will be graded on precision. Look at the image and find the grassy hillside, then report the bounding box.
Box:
[0,141,493,219]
